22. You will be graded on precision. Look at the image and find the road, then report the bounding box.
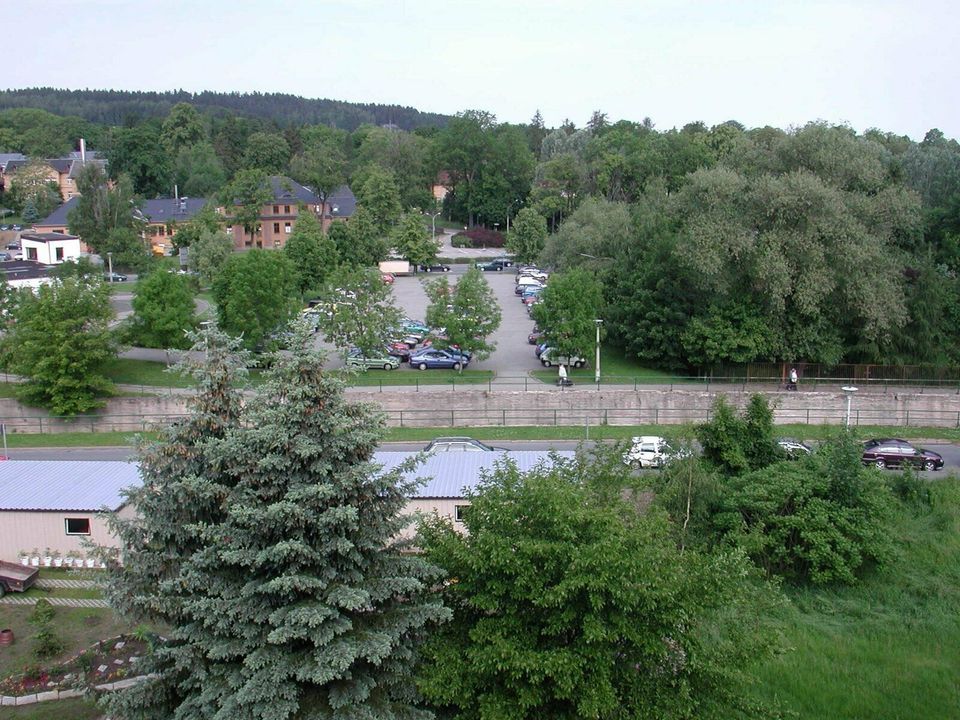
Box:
[8,441,960,469]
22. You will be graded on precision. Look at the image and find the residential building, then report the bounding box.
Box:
[31,196,77,236]
[20,231,81,265]
[222,176,355,250]
[0,153,27,194]
[3,151,107,202]
[140,197,209,255]
[0,451,573,561]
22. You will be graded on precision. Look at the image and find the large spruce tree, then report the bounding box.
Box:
[103,328,450,719]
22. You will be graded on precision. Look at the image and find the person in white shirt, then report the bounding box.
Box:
[558,363,568,386]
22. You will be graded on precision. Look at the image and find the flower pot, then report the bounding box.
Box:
[0,629,13,646]
[53,557,63,567]
[85,558,96,568]
[30,557,39,567]
[19,557,28,566]
[42,556,52,567]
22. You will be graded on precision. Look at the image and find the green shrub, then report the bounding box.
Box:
[887,464,932,510]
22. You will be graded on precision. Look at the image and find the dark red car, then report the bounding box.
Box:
[861,438,943,471]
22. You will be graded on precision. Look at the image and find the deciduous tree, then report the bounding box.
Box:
[1,277,115,415]
[531,268,604,358]
[126,270,197,349]
[417,450,783,719]
[282,211,338,295]
[68,163,142,253]
[219,169,271,246]
[424,267,501,366]
[212,249,299,351]
[505,207,547,265]
[315,266,403,357]
[392,211,438,268]
[242,131,290,174]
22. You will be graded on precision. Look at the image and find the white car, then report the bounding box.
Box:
[623,436,678,469]
[538,348,586,368]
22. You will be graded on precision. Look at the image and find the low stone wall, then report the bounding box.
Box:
[1,386,959,433]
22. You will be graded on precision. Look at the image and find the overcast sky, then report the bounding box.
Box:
[6,0,956,139]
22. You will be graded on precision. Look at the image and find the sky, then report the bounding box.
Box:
[6,0,957,139]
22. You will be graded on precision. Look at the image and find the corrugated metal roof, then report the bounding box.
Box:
[0,452,575,511]
[0,461,141,512]
[373,451,575,499]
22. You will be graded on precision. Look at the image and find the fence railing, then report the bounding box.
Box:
[4,404,960,434]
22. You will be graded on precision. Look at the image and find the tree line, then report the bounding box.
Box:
[2,94,959,370]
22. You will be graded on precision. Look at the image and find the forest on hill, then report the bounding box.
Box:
[0,87,450,131]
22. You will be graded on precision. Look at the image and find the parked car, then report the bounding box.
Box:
[103,271,128,282]
[420,263,451,273]
[515,277,544,295]
[5,241,18,250]
[861,438,943,470]
[623,436,682,469]
[424,436,506,452]
[476,258,512,271]
[11,224,21,231]
[381,272,395,285]
[402,320,431,337]
[778,438,812,459]
[528,328,544,344]
[409,348,471,370]
[517,269,548,283]
[345,348,400,371]
[538,347,586,368]
[0,252,11,262]
[385,341,412,359]
[0,225,8,231]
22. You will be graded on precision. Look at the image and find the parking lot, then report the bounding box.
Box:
[321,265,544,375]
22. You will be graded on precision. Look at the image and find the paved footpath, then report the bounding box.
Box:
[0,596,109,608]
[35,578,98,589]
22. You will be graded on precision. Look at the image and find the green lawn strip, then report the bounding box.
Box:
[21,585,103,600]
[748,478,960,719]
[5,698,101,719]
[0,606,131,682]
[36,568,104,581]
[0,382,19,398]
[100,358,200,388]
[4,431,155,448]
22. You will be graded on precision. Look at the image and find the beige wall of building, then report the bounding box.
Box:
[0,505,135,563]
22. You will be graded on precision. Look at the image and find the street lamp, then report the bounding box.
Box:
[107,252,113,282]
[841,386,858,428]
[595,319,603,385]
[423,209,441,242]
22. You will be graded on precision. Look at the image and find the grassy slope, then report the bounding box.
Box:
[750,478,960,719]
[5,699,100,718]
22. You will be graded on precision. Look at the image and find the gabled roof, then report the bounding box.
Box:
[48,158,72,174]
[325,185,356,218]
[0,153,26,170]
[34,196,79,229]
[0,461,140,512]
[140,197,208,224]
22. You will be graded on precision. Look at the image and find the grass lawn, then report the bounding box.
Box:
[748,478,960,718]
[21,585,103,601]
[100,358,204,389]
[5,698,101,719]
[530,346,693,385]
[336,369,494,387]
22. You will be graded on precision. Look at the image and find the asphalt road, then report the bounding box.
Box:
[8,441,960,469]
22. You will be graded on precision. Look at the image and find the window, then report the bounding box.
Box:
[65,517,91,535]
[273,205,279,214]
[273,223,280,234]
[226,225,233,234]
[284,222,292,233]
[55,247,64,262]
[27,247,38,261]
[454,505,470,523]
[284,205,290,214]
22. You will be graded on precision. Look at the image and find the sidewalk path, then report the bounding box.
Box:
[0,596,109,608]
[35,578,98,589]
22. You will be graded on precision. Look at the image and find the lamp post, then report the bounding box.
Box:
[841,386,858,428]
[424,210,441,242]
[107,252,113,282]
[594,319,603,385]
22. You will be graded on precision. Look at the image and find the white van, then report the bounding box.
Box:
[514,276,544,295]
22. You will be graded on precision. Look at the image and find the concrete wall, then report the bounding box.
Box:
[1,387,959,434]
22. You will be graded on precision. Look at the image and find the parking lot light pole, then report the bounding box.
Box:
[107,252,113,282]
[842,386,858,428]
[423,210,441,242]
[595,319,603,385]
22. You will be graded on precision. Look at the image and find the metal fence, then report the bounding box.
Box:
[4,404,960,434]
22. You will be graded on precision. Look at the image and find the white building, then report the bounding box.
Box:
[20,232,81,265]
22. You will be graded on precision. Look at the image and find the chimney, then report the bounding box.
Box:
[79,139,86,163]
